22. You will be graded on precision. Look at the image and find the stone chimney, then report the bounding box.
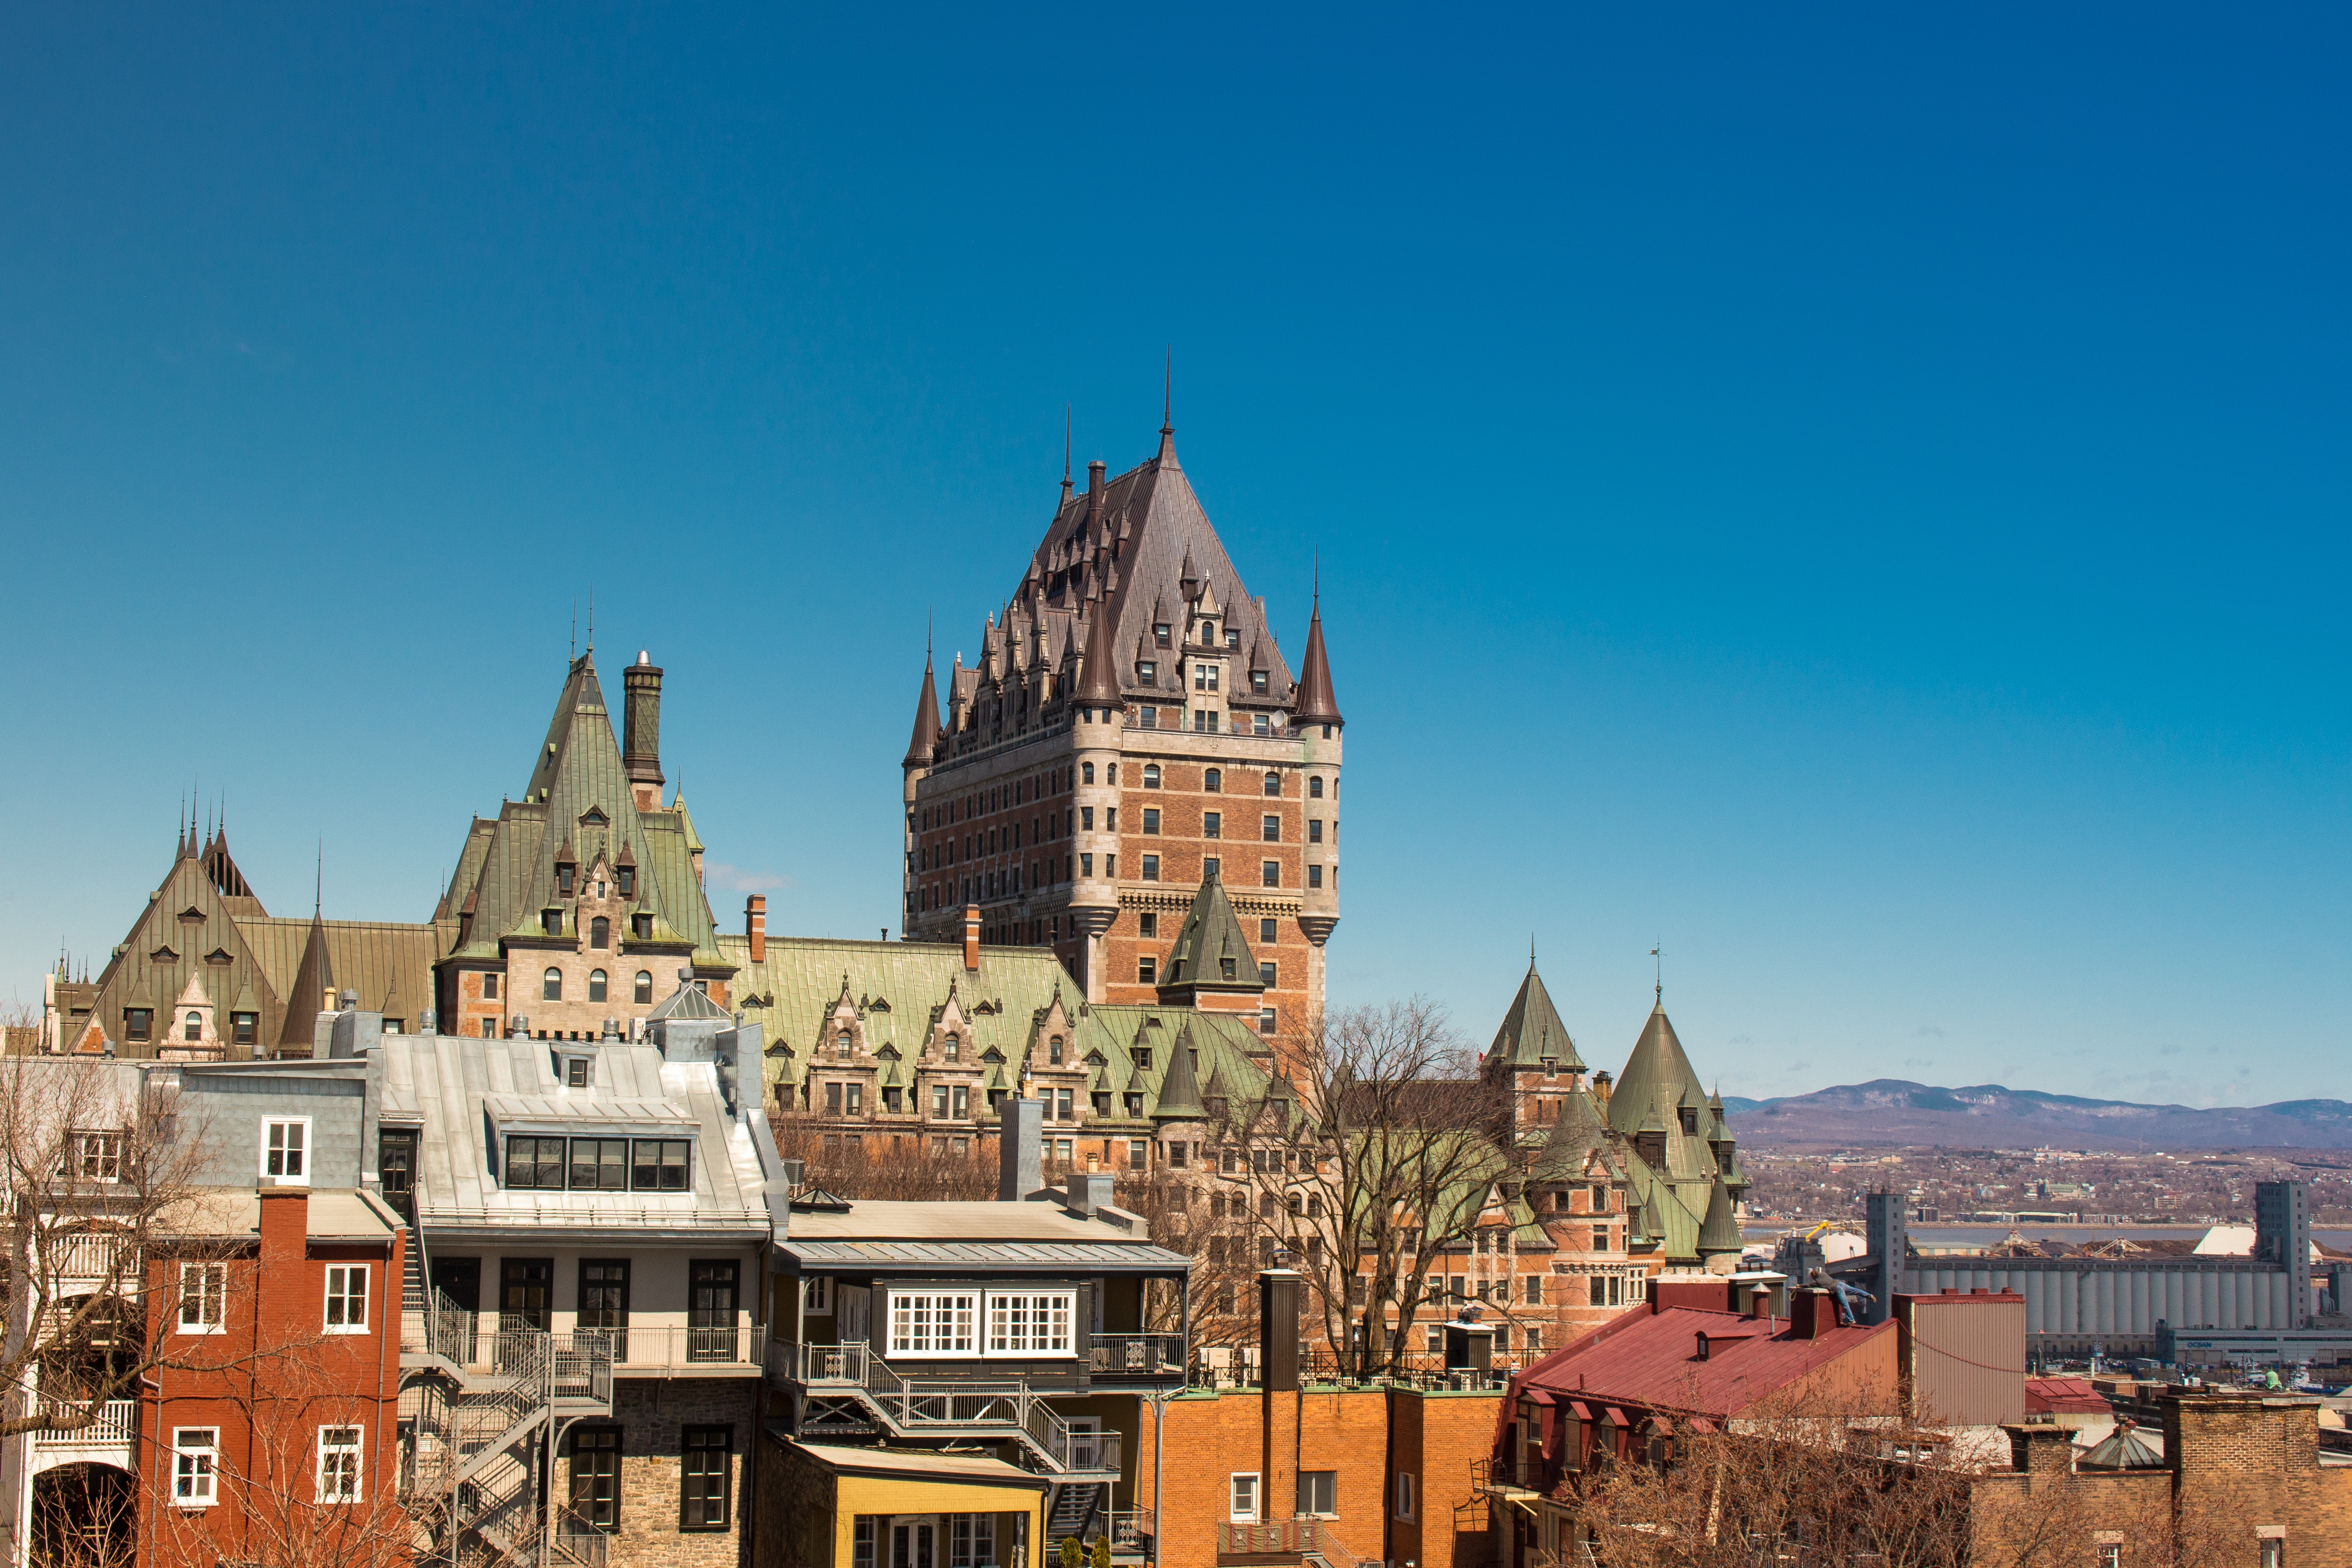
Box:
[624,653,665,811]
[998,1098,1043,1201]
[963,904,981,971]
[746,895,767,963]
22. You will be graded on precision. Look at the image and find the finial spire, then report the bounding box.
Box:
[1651,941,1662,1002]
[1062,405,1073,499]
[315,842,324,917]
[586,587,594,654]
[1162,350,1172,437]
[570,599,578,661]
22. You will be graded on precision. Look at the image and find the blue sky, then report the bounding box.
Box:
[3,7,2344,1106]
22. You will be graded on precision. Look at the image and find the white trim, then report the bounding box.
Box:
[177,1262,226,1334]
[1228,1472,1260,1524]
[261,1116,312,1185]
[885,1289,977,1358]
[173,1428,218,1507]
[324,1263,369,1334]
[984,1291,1074,1357]
[317,1425,364,1503]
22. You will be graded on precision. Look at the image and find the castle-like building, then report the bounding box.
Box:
[899,413,1343,1041]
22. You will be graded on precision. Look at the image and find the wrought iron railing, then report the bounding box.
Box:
[1216,1519,1359,1567]
[1108,1509,1155,1551]
[771,1340,1122,1473]
[1088,1333,1186,1379]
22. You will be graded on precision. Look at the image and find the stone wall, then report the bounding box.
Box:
[578,1379,758,1568]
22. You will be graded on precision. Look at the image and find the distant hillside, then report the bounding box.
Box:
[1723,1080,2352,1151]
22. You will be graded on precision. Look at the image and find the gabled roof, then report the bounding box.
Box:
[1515,1302,1895,1421]
[1490,961,1582,1069]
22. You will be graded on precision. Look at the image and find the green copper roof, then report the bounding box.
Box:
[1158,877,1262,990]
[1697,1177,1743,1255]
[1488,961,1583,1069]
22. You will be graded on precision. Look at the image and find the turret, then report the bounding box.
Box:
[1292,592,1342,731]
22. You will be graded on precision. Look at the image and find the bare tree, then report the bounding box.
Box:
[1214,999,1516,1379]
[769,1114,997,1201]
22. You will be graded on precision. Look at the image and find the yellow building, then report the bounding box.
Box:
[760,1438,1048,1568]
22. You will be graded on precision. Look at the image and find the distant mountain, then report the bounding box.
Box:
[1723,1080,2352,1151]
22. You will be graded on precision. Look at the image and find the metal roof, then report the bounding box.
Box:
[782,1238,1193,1275]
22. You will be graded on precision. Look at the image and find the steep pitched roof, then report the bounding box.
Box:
[1291,592,1342,727]
[1609,1003,1715,1143]
[1489,961,1583,1069]
[1158,876,1261,990]
[1153,1019,1207,1118]
[904,654,942,767]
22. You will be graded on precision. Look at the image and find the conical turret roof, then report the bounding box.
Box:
[1488,960,1583,1069]
[1154,1020,1207,1118]
[1293,593,1342,727]
[1697,1178,1743,1256]
[1609,1003,1709,1140]
[1074,604,1123,706]
[904,653,941,768]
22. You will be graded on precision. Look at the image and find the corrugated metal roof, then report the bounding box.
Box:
[1515,1304,1895,1419]
[783,1238,1192,1272]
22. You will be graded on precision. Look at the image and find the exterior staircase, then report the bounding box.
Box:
[1046,1481,1103,1542]
[771,1341,1121,1477]
[401,1235,612,1566]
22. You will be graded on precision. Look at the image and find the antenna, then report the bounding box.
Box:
[1652,941,1662,1002]
[586,587,594,654]
[1063,405,1073,495]
[570,599,577,661]
[315,842,324,917]
[1162,350,1172,436]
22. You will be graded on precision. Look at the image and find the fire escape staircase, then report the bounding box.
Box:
[401,1228,614,1567]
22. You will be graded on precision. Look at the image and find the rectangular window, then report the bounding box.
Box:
[1128,1140,1147,1170]
[1307,864,1323,889]
[932,1084,950,1118]
[1137,660,1156,683]
[1142,807,1161,834]
[580,1259,630,1357]
[1138,956,1157,985]
[855,1518,877,1568]
[1055,1088,1074,1121]
[952,1085,969,1119]
[1262,815,1280,841]
[1138,911,1158,937]
[482,972,501,1000]
[985,1291,1075,1355]
[681,1425,731,1529]
[1139,706,1157,729]
[232,1011,258,1045]
[1229,1473,1260,1524]
[326,1264,369,1332]
[1080,852,1094,878]
[1298,1471,1337,1517]
[77,1131,124,1183]
[1526,1275,1544,1305]
[173,1428,218,1506]
[887,1290,978,1356]
[884,1087,902,1113]
[847,1083,864,1115]
[630,1139,691,1191]
[1262,861,1280,887]
[570,1427,621,1528]
[1259,962,1277,987]
[1203,811,1221,839]
[1308,820,1323,844]
[124,1008,153,1043]
[1527,1326,1543,1351]
[1592,1225,1609,1250]
[507,1135,566,1189]
[262,1117,310,1183]
[1081,807,1094,831]
[318,1425,363,1503]
[1259,1008,1277,1035]
[1140,855,1159,881]
[570,1137,629,1191]
[179,1262,227,1332]
[566,1056,590,1088]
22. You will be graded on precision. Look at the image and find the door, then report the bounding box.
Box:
[689,1260,739,1362]
[891,1516,939,1568]
[502,1258,553,1332]
[579,1259,630,1363]
[431,1257,481,1363]
[379,1130,418,1225]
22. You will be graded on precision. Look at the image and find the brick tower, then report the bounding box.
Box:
[901,408,1343,1041]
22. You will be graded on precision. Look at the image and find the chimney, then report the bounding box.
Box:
[259,1182,308,1276]
[963,904,981,971]
[1086,460,1107,527]
[1749,1283,1774,1321]
[1068,1171,1115,1218]
[746,895,767,963]
[998,1099,1043,1200]
[624,654,665,811]
[1259,1270,1301,1393]
[1790,1287,1835,1340]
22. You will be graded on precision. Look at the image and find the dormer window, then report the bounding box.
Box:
[590,917,610,950]
[944,1034,959,1062]
[632,913,652,940]
[1154,624,1171,647]
[1225,629,1241,650]
[558,864,575,897]
[1220,957,1237,981]
[543,910,564,936]
[618,866,635,898]
[1199,622,1215,644]
[1251,670,1269,694]
[1049,1035,1064,1065]
[1134,1048,1153,1072]
[837,1031,854,1061]
[1137,660,1156,683]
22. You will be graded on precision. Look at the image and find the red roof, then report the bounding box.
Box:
[1510,1303,1894,1420]
[2024,1377,2111,1416]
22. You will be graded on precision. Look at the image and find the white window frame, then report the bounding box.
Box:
[984,1291,1075,1357]
[1394,1471,1416,1521]
[317,1425,364,1503]
[1229,1472,1260,1524]
[803,1275,832,1314]
[77,1131,124,1184]
[173,1428,219,1507]
[325,1263,369,1333]
[261,1117,311,1184]
[886,1289,977,1358]
[178,1262,227,1334]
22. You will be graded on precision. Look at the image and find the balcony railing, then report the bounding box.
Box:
[1108,1510,1154,1553]
[423,1313,760,1376]
[770,1340,1121,1474]
[33,1399,136,1448]
[1217,1519,1359,1568]
[1088,1333,1186,1379]
[37,1230,128,1284]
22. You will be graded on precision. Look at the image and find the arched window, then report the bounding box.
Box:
[1204,768,1222,793]
[633,971,653,1004]
[590,916,610,950]
[1309,776,1324,799]
[838,1031,853,1060]
[1049,1035,1064,1064]
[1106,764,1118,785]
[543,968,563,1001]
[588,969,608,1003]
[945,1033,960,1062]
[1082,762,1096,784]
[1143,765,1161,789]
[1263,772,1281,796]
[1200,622,1215,644]
[184,1011,203,1041]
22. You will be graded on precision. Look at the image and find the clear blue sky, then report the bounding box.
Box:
[4,7,2344,1107]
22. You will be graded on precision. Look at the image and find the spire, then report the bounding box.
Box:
[1292,578,1343,728]
[904,641,942,769]
[1156,353,1179,469]
[1074,603,1123,708]
[1062,405,1074,501]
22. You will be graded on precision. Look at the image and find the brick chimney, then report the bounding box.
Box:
[963,904,981,971]
[1259,1269,1302,1526]
[259,1183,309,1276]
[623,653,665,811]
[746,895,766,963]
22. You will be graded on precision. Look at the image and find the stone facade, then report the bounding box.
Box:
[572,1379,758,1568]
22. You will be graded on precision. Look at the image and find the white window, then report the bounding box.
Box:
[77,1132,124,1183]
[1229,1472,1260,1524]
[985,1292,1075,1356]
[318,1425,363,1503]
[261,1117,310,1184]
[178,1262,226,1333]
[325,1264,369,1332]
[174,1428,218,1506]
[886,1290,977,1357]
[1394,1472,1416,1521]
[803,1276,832,1314]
